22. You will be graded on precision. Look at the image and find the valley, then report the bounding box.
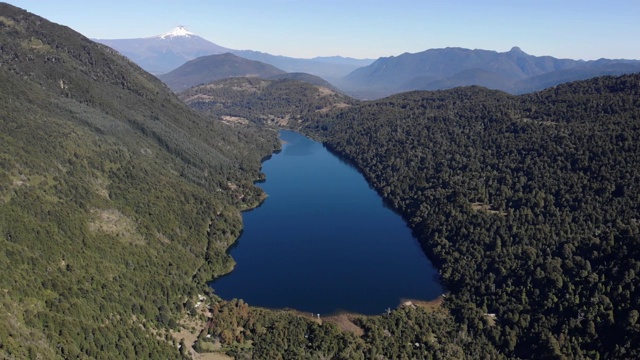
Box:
[211,130,442,316]
[1,2,640,359]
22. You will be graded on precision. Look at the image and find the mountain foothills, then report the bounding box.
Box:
[178,77,355,127]
[158,53,287,92]
[2,2,640,360]
[158,52,341,94]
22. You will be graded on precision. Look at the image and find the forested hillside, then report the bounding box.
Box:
[158,53,286,92]
[0,4,277,358]
[304,75,640,358]
[180,77,356,128]
[4,3,640,359]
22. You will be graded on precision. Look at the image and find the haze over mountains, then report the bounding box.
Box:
[95,27,373,80]
[339,46,640,98]
[97,27,640,99]
[158,53,285,91]
[95,26,232,75]
[159,52,340,92]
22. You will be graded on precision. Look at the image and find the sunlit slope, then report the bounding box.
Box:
[0,3,276,358]
[180,77,356,128]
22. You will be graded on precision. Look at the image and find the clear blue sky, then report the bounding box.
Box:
[7,0,640,60]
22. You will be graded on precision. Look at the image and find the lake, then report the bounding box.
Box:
[211,130,442,315]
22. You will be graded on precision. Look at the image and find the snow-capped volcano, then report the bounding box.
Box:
[159,26,194,39]
[95,27,232,74]
[95,28,371,78]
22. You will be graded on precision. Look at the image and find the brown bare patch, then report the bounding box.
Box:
[220,116,249,125]
[323,314,364,336]
[316,102,351,113]
[260,114,291,126]
[182,94,217,103]
[316,86,336,97]
[170,297,233,360]
[471,202,507,216]
[12,174,28,187]
[401,295,445,312]
[484,313,497,326]
[90,177,110,199]
[88,208,145,245]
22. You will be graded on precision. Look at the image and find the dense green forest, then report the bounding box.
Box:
[0,4,278,358]
[180,67,640,358]
[3,3,640,359]
[302,76,640,359]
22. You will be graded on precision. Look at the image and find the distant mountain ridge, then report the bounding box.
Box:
[157,53,287,91]
[232,50,373,81]
[95,28,373,79]
[157,53,340,93]
[338,46,640,98]
[96,30,640,99]
[95,27,233,74]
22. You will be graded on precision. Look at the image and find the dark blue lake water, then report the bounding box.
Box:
[211,130,442,315]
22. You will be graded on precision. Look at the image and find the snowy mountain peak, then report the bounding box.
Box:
[160,26,195,39]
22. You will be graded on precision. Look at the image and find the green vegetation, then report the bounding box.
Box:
[4,3,640,359]
[0,4,277,358]
[304,76,640,358]
[176,57,640,359]
[199,299,503,359]
[158,53,286,92]
[179,77,355,128]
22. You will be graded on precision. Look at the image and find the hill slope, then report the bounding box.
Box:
[179,77,356,127]
[0,4,277,358]
[158,53,287,92]
[305,74,640,359]
[267,72,341,91]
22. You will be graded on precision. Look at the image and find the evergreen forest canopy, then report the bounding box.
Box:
[2,2,640,359]
[0,3,278,358]
[302,76,640,358]
[182,73,640,358]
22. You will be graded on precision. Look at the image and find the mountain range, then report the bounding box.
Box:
[95,26,232,75]
[95,27,373,79]
[98,28,640,99]
[338,46,640,98]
